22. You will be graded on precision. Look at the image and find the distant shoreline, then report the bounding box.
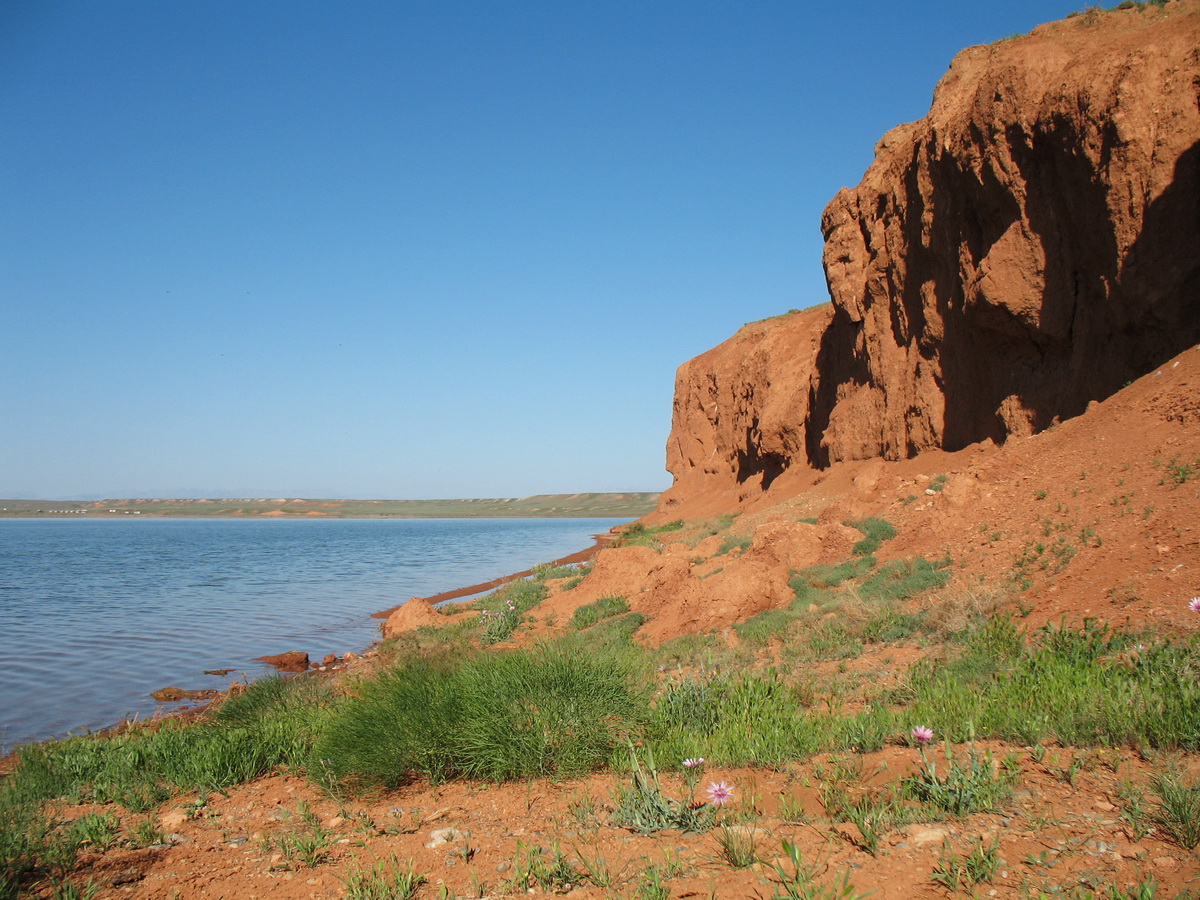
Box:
[0,492,660,520]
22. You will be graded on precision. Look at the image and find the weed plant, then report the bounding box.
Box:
[342,856,426,900]
[532,562,583,581]
[790,558,876,600]
[1152,770,1200,849]
[931,837,999,891]
[857,556,950,604]
[612,746,719,834]
[716,534,752,556]
[764,840,869,900]
[714,824,759,867]
[503,841,580,893]
[270,800,332,868]
[902,743,1016,816]
[649,672,823,767]
[734,608,799,648]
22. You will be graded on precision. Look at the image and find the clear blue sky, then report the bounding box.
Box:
[1,1,1081,500]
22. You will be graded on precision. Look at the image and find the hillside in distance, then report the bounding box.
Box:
[0,492,659,519]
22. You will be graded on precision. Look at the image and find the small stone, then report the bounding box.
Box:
[908,826,950,846]
[227,837,249,847]
[496,861,511,874]
[426,827,466,849]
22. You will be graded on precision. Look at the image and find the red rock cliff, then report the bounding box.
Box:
[660,4,1200,516]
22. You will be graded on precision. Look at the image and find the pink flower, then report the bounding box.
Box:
[1189,597,1200,613]
[705,780,735,806]
[911,725,935,746]
[682,757,705,768]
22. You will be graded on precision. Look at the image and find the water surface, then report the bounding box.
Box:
[0,517,625,752]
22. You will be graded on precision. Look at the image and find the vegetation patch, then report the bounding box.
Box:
[319,643,646,787]
[573,595,630,630]
[847,517,897,556]
[615,520,684,549]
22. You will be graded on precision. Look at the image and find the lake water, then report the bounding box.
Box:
[0,517,627,753]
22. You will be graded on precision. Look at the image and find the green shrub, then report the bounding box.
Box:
[532,562,583,581]
[321,643,646,787]
[573,595,630,629]
[317,654,460,787]
[649,673,823,767]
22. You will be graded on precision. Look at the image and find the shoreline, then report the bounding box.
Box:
[370,530,615,617]
[3,528,624,760]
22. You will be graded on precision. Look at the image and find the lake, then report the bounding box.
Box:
[0,516,627,752]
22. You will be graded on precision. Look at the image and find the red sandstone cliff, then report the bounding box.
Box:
[659,4,1200,518]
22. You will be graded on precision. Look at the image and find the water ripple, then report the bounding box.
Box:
[0,517,624,751]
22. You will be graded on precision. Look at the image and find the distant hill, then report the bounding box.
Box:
[0,493,659,519]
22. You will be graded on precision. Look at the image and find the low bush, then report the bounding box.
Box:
[320,643,647,787]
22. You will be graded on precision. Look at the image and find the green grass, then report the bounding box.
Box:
[847,517,897,556]
[905,617,1200,748]
[319,642,647,786]
[615,519,685,548]
[475,579,547,644]
[342,856,426,900]
[573,595,630,629]
[857,556,951,604]
[8,522,1200,896]
[716,534,753,556]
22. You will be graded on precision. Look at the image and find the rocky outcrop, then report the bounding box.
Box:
[660,5,1200,515]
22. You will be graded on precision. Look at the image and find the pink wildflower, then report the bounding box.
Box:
[1189,597,1200,613]
[705,780,735,806]
[682,757,705,768]
[911,725,935,746]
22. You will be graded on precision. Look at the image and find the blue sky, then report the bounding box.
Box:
[2,1,1082,500]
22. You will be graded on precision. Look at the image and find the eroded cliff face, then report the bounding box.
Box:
[660,4,1200,516]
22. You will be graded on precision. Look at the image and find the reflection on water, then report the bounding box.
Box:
[0,517,625,751]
